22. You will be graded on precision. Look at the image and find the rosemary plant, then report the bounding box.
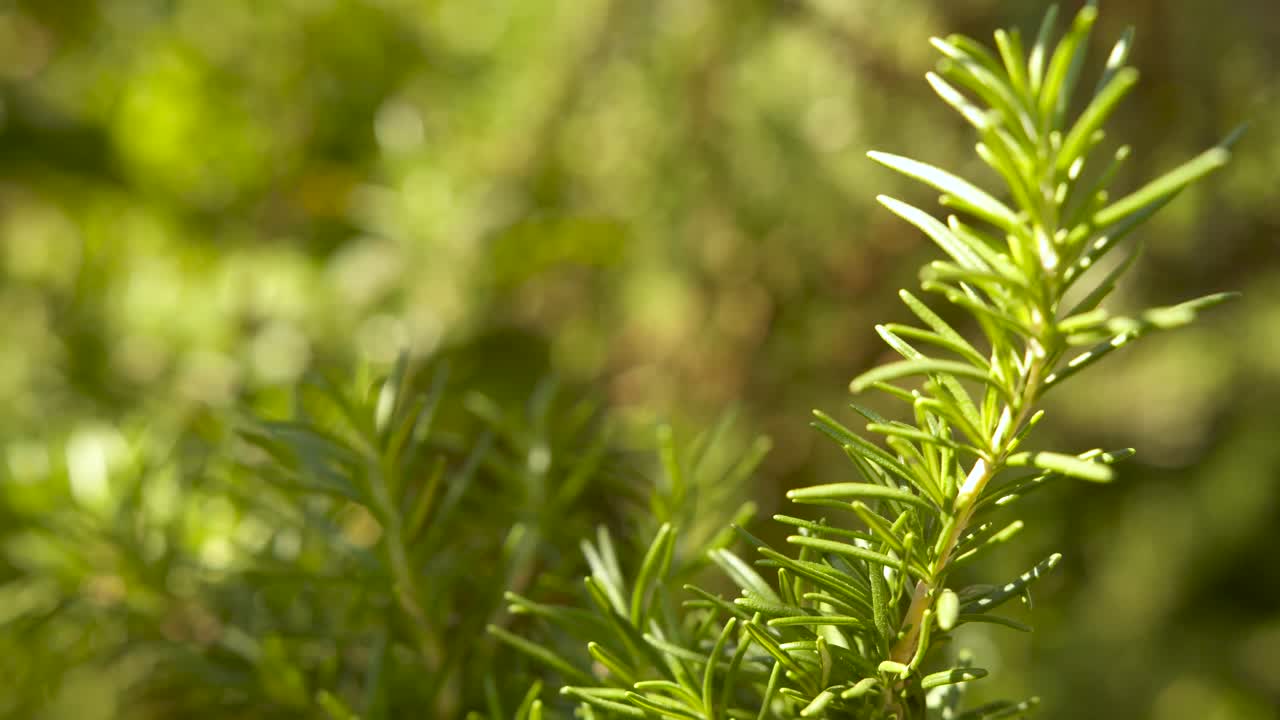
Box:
[139,362,630,718]
[164,360,758,720]
[495,5,1235,718]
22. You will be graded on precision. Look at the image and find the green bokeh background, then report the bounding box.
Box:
[1,0,1277,717]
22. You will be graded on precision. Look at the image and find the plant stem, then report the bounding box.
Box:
[369,459,440,670]
[888,352,1047,707]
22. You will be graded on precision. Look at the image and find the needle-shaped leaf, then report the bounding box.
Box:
[1064,311,1128,339]
[953,520,1025,566]
[882,323,987,370]
[1046,292,1239,387]
[994,28,1030,100]
[850,358,992,394]
[923,666,988,689]
[1065,239,1144,317]
[588,642,637,686]
[624,692,702,720]
[768,615,867,629]
[1027,4,1059,95]
[876,323,925,361]
[935,54,1038,144]
[811,410,928,492]
[920,261,1035,299]
[1058,67,1138,172]
[960,553,1062,615]
[878,195,996,272]
[504,591,613,640]
[561,688,647,718]
[787,482,932,510]
[927,71,993,131]
[955,614,1033,633]
[867,422,964,453]
[800,690,837,717]
[581,534,628,616]
[488,625,595,685]
[899,289,989,367]
[937,34,1008,81]
[842,677,882,700]
[711,549,781,604]
[630,523,675,625]
[869,559,892,650]
[1063,144,1131,238]
[772,515,875,548]
[1006,450,1113,483]
[757,547,874,614]
[975,130,1039,221]
[870,152,1020,233]
[682,584,754,622]
[786,535,905,573]
[1093,147,1231,228]
[948,218,1030,284]
[703,618,737,719]
[1044,330,1138,388]
[1039,4,1097,124]
[850,501,907,555]
[742,622,806,676]
[922,279,1033,341]
[734,593,806,619]
[1094,26,1135,98]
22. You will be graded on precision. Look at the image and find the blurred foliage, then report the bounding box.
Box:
[0,0,1277,718]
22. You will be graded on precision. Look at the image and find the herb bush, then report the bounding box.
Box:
[0,4,1244,720]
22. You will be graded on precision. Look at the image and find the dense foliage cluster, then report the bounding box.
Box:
[1,2,1276,719]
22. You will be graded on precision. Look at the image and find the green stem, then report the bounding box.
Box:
[887,347,1049,719]
[369,458,439,670]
